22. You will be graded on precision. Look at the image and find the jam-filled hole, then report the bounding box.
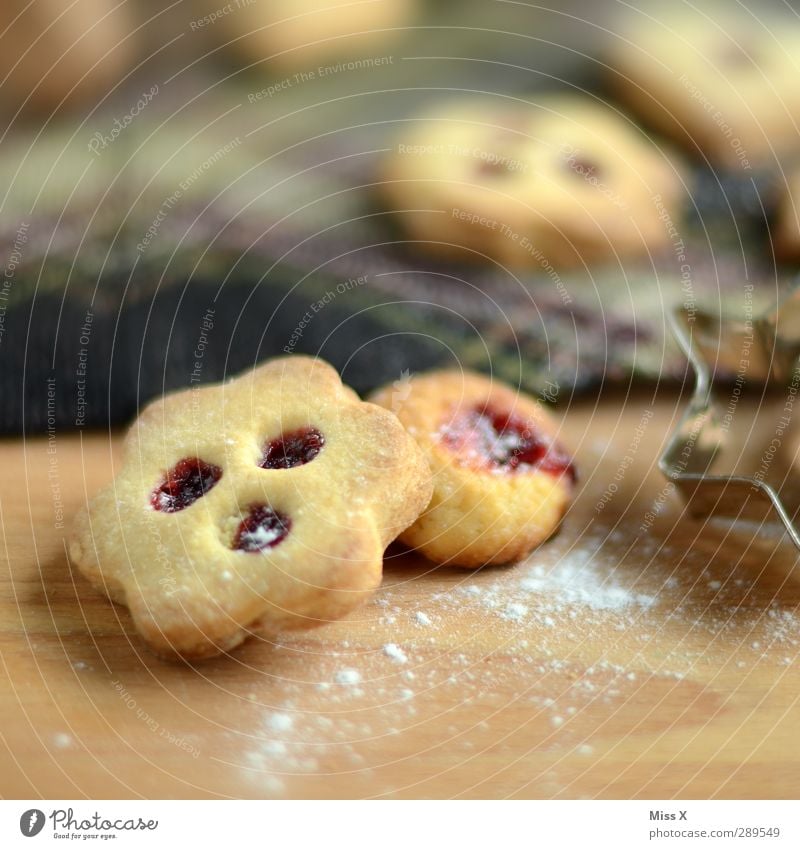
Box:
[233,505,292,552]
[151,458,222,513]
[260,427,325,470]
[441,405,576,481]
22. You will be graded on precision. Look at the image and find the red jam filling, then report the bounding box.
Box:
[151,458,222,512]
[441,405,575,481]
[260,427,325,470]
[233,505,291,552]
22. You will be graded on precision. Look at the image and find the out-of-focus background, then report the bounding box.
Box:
[2,0,799,432]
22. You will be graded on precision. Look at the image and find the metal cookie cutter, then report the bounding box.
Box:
[659,287,800,549]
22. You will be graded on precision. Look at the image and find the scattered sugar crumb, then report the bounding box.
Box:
[414,611,432,626]
[266,713,293,733]
[518,551,655,611]
[383,643,408,664]
[502,602,528,621]
[256,774,285,796]
[335,668,362,685]
[53,733,73,749]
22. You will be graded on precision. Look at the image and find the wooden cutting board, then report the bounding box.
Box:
[1,389,799,799]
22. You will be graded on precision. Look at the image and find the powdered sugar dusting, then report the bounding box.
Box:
[266,712,293,733]
[241,523,284,549]
[335,668,362,685]
[227,524,799,799]
[52,732,73,749]
[501,602,528,621]
[424,543,657,635]
[383,643,408,663]
[517,550,656,611]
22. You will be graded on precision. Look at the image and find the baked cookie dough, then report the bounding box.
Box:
[69,356,432,659]
[610,4,800,168]
[379,95,684,268]
[0,0,135,113]
[370,370,576,567]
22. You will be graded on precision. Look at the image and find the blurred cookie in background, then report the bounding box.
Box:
[207,0,418,70]
[609,3,800,170]
[0,0,137,117]
[378,94,685,269]
[774,169,800,259]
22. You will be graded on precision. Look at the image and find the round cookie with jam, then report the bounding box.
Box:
[609,4,800,168]
[379,94,684,268]
[369,371,576,567]
[69,356,432,659]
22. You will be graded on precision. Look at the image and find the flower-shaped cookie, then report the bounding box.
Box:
[370,371,576,567]
[69,357,433,658]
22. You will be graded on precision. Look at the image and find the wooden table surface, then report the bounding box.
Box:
[2,389,799,800]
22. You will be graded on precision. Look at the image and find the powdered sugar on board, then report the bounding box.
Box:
[424,542,657,636]
[518,550,655,610]
[219,527,799,798]
[382,643,408,663]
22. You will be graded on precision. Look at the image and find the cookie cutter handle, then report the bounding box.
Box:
[659,305,800,550]
[659,306,722,483]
